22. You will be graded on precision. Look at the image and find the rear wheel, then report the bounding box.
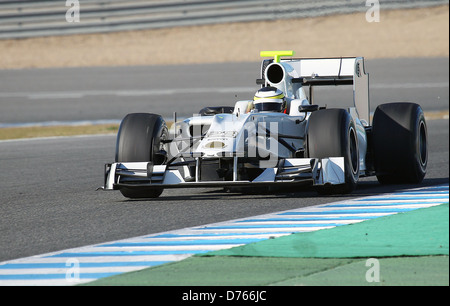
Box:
[307,109,359,194]
[115,113,168,198]
[372,102,427,184]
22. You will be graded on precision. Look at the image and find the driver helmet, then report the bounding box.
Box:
[253,87,286,112]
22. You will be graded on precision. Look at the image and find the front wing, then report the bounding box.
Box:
[101,157,345,191]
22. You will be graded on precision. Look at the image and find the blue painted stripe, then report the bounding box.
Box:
[401,191,448,194]
[0,272,120,280]
[358,196,448,201]
[99,238,265,247]
[236,216,378,223]
[0,261,170,269]
[279,208,415,215]
[326,202,444,208]
[46,250,211,258]
[150,232,293,239]
[200,223,343,230]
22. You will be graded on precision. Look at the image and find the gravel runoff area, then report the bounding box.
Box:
[0,5,448,69]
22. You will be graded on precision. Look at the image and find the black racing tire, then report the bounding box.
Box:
[115,113,168,198]
[372,102,427,184]
[307,108,359,194]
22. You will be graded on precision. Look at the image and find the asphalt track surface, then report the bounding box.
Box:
[0,58,448,263]
[0,58,448,124]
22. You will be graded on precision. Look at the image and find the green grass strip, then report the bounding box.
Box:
[85,255,448,286]
[204,203,449,258]
[86,203,449,286]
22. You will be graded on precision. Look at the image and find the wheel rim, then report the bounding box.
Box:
[418,120,427,167]
[153,126,168,165]
[349,127,358,175]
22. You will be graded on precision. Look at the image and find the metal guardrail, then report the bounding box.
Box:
[0,0,448,39]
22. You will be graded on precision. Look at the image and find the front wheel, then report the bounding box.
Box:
[115,113,168,198]
[307,108,359,194]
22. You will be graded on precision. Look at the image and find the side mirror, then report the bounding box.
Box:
[298,105,319,112]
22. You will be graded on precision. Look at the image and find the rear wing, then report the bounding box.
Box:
[258,52,370,125]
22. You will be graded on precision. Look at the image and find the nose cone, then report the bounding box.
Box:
[196,113,239,157]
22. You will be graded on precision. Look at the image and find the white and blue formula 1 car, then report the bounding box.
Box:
[101,51,428,199]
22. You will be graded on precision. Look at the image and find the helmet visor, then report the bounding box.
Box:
[254,102,283,112]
